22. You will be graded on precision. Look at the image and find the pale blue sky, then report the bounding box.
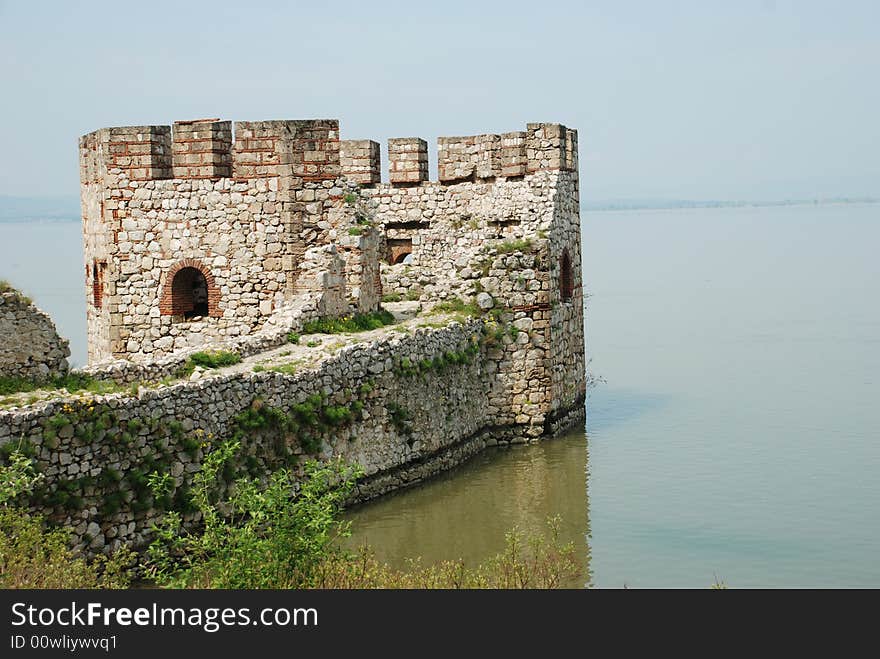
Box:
[1,0,877,201]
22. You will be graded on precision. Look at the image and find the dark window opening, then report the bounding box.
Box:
[560,249,573,302]
[172,267,209,319]
[92,260,106,308]
[386,238,413,265]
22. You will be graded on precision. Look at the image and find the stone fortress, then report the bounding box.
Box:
[0,117,585,553]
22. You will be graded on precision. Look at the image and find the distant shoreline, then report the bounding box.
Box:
[585,198,879,212]
[0,197,877,223]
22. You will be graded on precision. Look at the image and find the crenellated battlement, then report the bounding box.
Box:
[172,119,232,179]
[79,119,576,186]
[80,118,341,183]
[423,122,576,185]
[340,140,381,185]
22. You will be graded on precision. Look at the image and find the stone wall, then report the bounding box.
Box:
[0,319,518,555]
[362,122,586,437]
[0,287,70,380]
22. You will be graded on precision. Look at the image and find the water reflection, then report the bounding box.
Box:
[346,422,592,588]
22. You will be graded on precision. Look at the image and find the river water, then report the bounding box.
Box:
[2,202,878,587]
[347,203,880,588]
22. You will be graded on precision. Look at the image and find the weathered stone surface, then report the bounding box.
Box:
[0,288,70,379]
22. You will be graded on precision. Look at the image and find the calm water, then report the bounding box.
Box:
[348,202,880,588]
[2,203,879,587]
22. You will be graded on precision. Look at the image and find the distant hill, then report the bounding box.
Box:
[584,197,879,211]
[0,195,79,222]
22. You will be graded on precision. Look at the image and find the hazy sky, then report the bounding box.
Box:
[1,0,877,201]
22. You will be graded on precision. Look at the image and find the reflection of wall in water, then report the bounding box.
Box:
[347,426,591,585]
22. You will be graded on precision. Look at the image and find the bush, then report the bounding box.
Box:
[145,440,360,588]
[0,372,126,397]
[0,449,132,589]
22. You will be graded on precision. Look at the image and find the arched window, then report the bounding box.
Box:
[160,260,219,320]
[172,267,209,318]
[560,249,573,302]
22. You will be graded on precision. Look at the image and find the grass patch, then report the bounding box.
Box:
[381,293,402,303]
[347,227,363,236]
[286,332,300,345]
[495,238,533,254]
[0,280,32,305]
[0,373,126,398]
[301,310,395,335]
[269,361,301,376]
[429,298,480,317]
[188,350,241,369]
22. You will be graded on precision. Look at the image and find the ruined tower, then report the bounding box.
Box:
[79,119,379,364]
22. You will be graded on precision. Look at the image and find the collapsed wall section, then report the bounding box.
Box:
[0,287,70,380]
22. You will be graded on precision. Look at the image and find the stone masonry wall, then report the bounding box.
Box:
[0,319,514,556]
[0,288,70,380]
[363,122,585,438]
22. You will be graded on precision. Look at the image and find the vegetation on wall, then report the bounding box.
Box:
[0,449,132,588]
[494,238,534,255]
[145,440,360,589]
[0,372,125,398]
[302,310,395,335]
[0,279,32,305]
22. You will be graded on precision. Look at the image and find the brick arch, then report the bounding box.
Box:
[559,248,574,302]
[159,259,222,318]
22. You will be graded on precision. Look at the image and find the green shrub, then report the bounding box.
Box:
[381,293,402,303]
[0,449,131,588]
[145,440,360,589]
[0,372,126,398]
[286,331,300,344]
[323,405,353,427]
[386,402,412,434]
